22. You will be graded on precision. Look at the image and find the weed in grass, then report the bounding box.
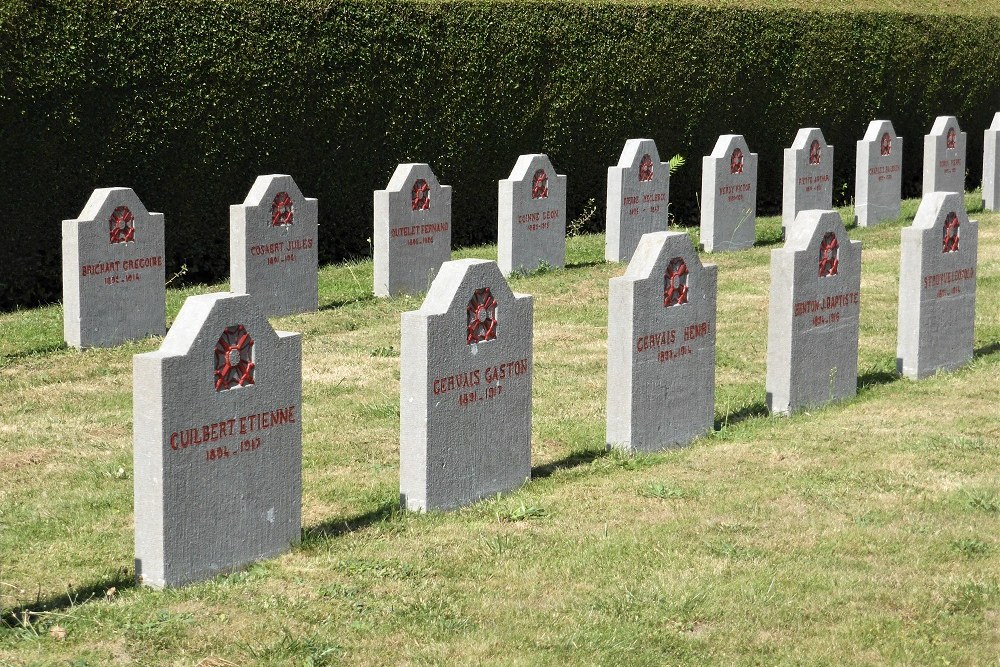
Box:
[497,501,546,522]
[592,448,660,472]
[368,345,398,358]
[943,580,1000,616]
[478,534,514,557]
[245,630,342,666]
[963,489,1000,514]
[640,482,688,500]
[951,538,991,558]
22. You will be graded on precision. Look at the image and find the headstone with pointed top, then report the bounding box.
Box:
[374,163,453,297]
[766,210,861,415]
[606,139,670,263]
[607,232,717,452]
[855,120,903,227]
[133,292,302,588]
[923,116,966,196]
[897,192,978,379]
[400,259,532,511]
[230,174,318,318]
[782,128,833,231]
[700,134,757,252]
[62,188,166,348]
[498,154,567,276]
[983,113,1000,210]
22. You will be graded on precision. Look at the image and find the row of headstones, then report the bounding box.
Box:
[64,114,1000,350]
[130,188,976,588]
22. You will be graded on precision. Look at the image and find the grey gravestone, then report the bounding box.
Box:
[62,188,166,348]
[606,231,717,452]
[923,116,966,196]
[700,134,757,252]
[230,174,319,318]
[606,139,670,263]
[134,292,302,588]
[498,154,567,276]
[766,210,861,415]
[983,113,1000,210]
[374,163,453,297]
[782,128,834,231]
[897,192,978,379]
[855,120,903,227]
[400,259,532,511]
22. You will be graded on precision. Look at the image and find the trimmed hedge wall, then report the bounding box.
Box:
[1,0,998,309]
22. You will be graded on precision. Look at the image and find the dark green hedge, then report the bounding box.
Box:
[1,0,998,309]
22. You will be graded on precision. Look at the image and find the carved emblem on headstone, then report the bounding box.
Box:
[109,206,135,244]
[730,148,744,174]
[809,140,822,165]
[664,257,689,307]
[214,325,255,391]
[947,127,957,149]
[531,169,549,199]
[271,192,294,227]
[819,232,839,277]
[880,132,892,156]
[466,287,498,344]
[943,212,960,252]
[638,154,654,182]
[411,179,431,211]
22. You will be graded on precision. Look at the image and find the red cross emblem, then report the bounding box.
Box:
[730,148,744,174]
[880,133,892,157]
[819,232,839,277]
[809,140,822,166]
[946,128,957,150]
[664,258,689,307]
[531,169,549,199]
[271,192,294,226]
[109,206,135,244]
[467,288,498,344]
[638,154,654,182]
[214,325,255,391]
[943,212,960,252]
[411,179,431,211]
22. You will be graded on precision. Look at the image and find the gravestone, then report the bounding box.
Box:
[230,174,318,318]
[134,292,302,588]
[498,154,567,276]
[922,116,966,196]
[62,188,166,348]
[606,231,717,452]
[606,139,670,263]
[374,163,452,297]
[897,192,978,379]
[983,112,1000,210]
[766,210,861,415]
[700,134,757,252]
[400,259,532,511]
[855,120,903,227]
[782,128,833,231]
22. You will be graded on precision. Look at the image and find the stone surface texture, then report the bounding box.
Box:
[400,259,532,511]
[700,134,757,252]
[133,292,302,588]
[897,192,978,379]
[922,115,966,196]
[983,112,1000,210]
[62,188,166,348]
[606,231,717,452]
[766,210,861,415]
[855,120,903,227]
[374,163,452,297]
[230,175,319,318]
[782,128,833,231]
[606,139,670,263]
[498,153,567,276]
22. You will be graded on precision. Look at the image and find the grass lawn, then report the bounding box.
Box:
[1,194,999,666]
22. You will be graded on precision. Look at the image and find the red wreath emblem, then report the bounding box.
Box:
[819,232,839,277]
[467,288,498,344]
[271,192,294,227]
[214,325,255,391]
[943,212,960,252]
[638,154,654,182]
[946,127,957,150]
[809,140,822,166]
[109,206,135,244]
[730,148,744,175]
[880,133,892,157]
[411,179,431,211]
[531,169,549,199]
[664,258,689,307]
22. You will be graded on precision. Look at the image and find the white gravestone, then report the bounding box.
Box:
[62,188,166,348]
[606,139,670,263]
[133,292,302,588]
[606,231,717,452]
[923,116,966,196]
[897,192,978,379]
[983,113,1000,210]
[498,154,567,276]
[230,175,318,319]
[855,120,903,227]
[782,128,834,232]
[374,163,452,297]
[400,259,532,511]
[700,134,758,252]
[766,210,862,415]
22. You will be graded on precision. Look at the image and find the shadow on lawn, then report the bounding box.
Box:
[531,447,607,480]
[1,567,134,629]
[318,293,377,311]
[302,500,399,542]
[0,342,68,365]
[714,400,769,430]
[975,341,1000,359]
